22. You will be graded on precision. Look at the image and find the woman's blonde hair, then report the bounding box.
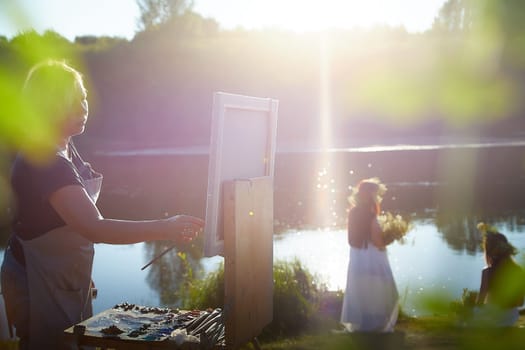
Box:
[23,59,86,125]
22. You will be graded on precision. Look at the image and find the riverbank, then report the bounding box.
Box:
[252,314,525,350]
[249,290,525,349]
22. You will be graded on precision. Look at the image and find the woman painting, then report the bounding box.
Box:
[0,60,204,349]
[340,178,399,332]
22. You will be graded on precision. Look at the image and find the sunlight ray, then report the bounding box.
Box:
[315,33,337,229]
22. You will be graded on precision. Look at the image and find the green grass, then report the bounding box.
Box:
[175,258,525,349]
[236,314,525,350]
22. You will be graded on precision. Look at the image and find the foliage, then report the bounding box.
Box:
[175,259,325,338]
[0,30,80,162]
[450,288,478,323]
[432,0,474,33]
[2,4,525,154]
[247,313,525,350]
[143,238,206,307]
[136,0,194,31]
[1,1,525,156]
[176,257,224,310]
[74,36,129,51]
[266,259,323,337]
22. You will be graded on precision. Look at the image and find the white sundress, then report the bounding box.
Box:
[340,243,399,332]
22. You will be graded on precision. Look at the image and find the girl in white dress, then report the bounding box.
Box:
[340,178,399,332]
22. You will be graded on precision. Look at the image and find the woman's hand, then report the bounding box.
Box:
[50,183,205,244]
[165,215,204,244]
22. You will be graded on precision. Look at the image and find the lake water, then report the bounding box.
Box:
[87,214,525,316]
[2,141,525,317]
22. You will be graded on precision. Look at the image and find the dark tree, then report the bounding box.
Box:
[136,0,194,31]
[432,0,473,33]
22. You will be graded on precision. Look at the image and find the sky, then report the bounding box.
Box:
[0,0,447,41]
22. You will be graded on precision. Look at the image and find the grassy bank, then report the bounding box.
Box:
[177,259,525,349]
[242,314,525,350]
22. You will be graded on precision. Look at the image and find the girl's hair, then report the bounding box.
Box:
[478,223,518,264]
[349,177,387,215]
[23,59,86,124]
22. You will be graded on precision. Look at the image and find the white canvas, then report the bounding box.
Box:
[204,92,278,257]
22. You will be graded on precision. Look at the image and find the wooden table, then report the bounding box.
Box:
[64,304,224,349]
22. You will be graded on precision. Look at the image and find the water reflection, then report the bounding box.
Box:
[435,215,483,255]
[1,143,525,314]
[143,236,206,306]
[273,211,525,317]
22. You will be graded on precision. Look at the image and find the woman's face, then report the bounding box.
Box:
[61,88,88,138]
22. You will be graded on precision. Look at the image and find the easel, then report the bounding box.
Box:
[223,177,273,350]
[64,91,277,349]
[63,177,273,349]
[204,91,278,348]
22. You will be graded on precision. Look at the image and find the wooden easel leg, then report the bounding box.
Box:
[251,337,262,350]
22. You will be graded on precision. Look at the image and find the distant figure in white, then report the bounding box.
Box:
[340,178,398,332]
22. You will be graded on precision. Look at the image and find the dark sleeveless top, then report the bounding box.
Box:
[8,142,100,266]
[347,206,375,249]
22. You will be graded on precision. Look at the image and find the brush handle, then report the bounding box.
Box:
[140,243,178,270]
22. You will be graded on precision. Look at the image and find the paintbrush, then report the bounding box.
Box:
[140,242,178,270]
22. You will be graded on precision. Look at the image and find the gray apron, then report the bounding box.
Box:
[20,171,102,349]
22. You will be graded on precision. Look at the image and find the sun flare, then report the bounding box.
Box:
[195,0,445,34]
[259,1,375,32]
[245,0,411,33]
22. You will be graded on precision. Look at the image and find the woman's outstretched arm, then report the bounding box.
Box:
[49,184,203,244]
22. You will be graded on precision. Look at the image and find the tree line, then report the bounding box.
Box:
[1,0,525,158]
